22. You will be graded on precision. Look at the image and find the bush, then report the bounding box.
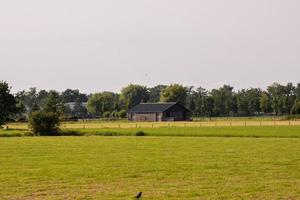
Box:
[118,110,127,118]
[110,111,118,118]
[291,100,300,115]
[134,131,146,136]
[29,111,60,136]
[103,112,111,118]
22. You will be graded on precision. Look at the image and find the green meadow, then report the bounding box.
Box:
[1,125,300,199]
[1,136,300,199]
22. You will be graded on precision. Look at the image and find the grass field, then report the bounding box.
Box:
[1,122,300,199]
[1,136,300,199]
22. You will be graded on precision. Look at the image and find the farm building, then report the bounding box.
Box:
[127,102,191,122]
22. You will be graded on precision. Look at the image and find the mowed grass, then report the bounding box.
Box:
[1,137,300,199]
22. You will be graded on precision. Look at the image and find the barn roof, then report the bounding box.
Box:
[127,102,190,113]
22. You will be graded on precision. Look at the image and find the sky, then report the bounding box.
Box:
[1,0,299,93]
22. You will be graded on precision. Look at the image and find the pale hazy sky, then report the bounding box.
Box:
[1,0,299,93]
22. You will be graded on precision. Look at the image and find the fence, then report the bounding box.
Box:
[5,120,300,130]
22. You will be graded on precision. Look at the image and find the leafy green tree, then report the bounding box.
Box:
[43,90,65,115]
[148,85,167,103]
[193,87,208,116]
[15,88,49,116]
[29,111,60,136]
[267,83,296,115]
[283,83,296,114]
[72,100,88,118]
[291,100,300,114]
[0,81,17,126]
[120,84,149,109]
[267,83,285,115]
[186,86,196,112]
[237,88,261,116]
[296,83,300,100]
[87,92,118,117]
[28,90,63,135]
[210,85,236,117]
[61,89,88,103]
[260,92,272,114]
[236,90,249,116]
[204,96,215,117]
[160,84,188,106]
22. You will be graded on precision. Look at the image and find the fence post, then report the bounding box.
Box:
[199,122,202,127]
[245,121,247,127]
[136,123,138,128]
[289,121,291,126]
[230,122,232,127]
[118,124,120,128]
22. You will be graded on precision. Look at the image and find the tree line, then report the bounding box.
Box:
[1,81,300,125]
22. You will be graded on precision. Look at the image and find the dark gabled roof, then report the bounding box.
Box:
[128,102,190,113]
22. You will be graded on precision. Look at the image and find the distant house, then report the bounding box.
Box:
[127,102,191,122]
[65,102,88,110]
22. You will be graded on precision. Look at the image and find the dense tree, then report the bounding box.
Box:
[0,81,17,126]
[148,85,167,103]
[267,83,285,115]
[28,90,64,135]
[237,88,261,116]
[267,83,296,115]
[72,100,88,118]
[87,92,118,117]
[120,84,149,109]
[61,89,88,103]
[291,100,300,114]
[186,87,196,112]
[210,85,236,117]
[260,92,272,114]
[193,87,208,116]
[15,88,49,116]
[43,90,65,115]
[3,81,300,122]
[160,84,188,106]
[29,111,60,136]
[283,83,296,114]
[296,83,300,100]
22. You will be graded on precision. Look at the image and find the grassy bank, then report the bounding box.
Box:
[2,126,300,138]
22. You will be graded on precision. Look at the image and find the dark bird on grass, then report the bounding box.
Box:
[134,192,142,199]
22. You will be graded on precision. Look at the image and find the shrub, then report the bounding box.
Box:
[29,111,60,136]
[110,111,118,118]
[118,110,127,118]
[291,100,300,115]
[103,112,111,118]
[134,131,146,136]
